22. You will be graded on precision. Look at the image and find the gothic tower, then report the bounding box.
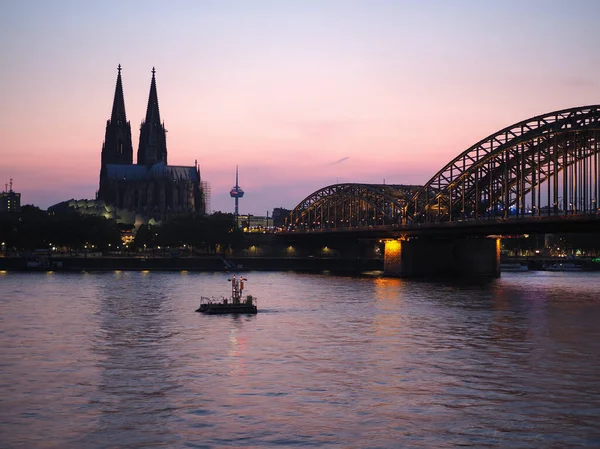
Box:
[96,66,204,218]
[137,67,167,166]
[98,64,133,201]
[100,65,133,166]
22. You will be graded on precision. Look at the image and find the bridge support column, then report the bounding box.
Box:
[383,239,404,276]
[384,237,500,278]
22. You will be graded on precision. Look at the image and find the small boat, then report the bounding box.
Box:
[196,275,258,314]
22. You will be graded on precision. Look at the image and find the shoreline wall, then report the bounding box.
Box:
[0,256,383,274]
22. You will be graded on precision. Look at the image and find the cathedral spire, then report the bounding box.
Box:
[144,66,161,125]
[98,65,134,203]
[138,67,167,166]
[110,64,127,123]
[101,65,133,164]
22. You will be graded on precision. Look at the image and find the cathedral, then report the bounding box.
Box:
[97,65,205,220]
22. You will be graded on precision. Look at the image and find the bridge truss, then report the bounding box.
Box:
[288,105,600,231]
[288,184,421,230]
[410,105,600,223]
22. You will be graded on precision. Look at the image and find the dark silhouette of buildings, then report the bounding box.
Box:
[272,207,291,228]
[0,179,21,212]
[97,66,204,220]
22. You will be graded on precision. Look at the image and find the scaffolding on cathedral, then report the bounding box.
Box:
[202,181,211,214]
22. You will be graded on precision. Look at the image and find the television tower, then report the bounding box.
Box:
[230,166,244,223]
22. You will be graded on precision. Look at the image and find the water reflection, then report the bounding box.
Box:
[81,272,180,447]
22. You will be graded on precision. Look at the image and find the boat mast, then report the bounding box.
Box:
[229,275,247,304]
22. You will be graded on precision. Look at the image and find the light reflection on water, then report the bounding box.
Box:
[1,271,600,448]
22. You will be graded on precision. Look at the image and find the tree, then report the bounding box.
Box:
[147,212,243,254]
[133,224,156,251]
[14,205,51,250]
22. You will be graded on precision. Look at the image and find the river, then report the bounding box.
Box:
[1,270,599,448]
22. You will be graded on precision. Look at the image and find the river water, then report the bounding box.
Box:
[1,270,599,448]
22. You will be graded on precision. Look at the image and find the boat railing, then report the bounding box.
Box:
[199,295,258,307]
[199,296,227,305]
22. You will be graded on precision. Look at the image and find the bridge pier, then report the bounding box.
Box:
[384,237,500,278]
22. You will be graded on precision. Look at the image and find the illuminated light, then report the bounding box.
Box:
[181,270,188,274]
[384,240,401,254]
[141,270,150,274]
[0,270,7,275]
[383,239,402,274]
[496,238,501,261]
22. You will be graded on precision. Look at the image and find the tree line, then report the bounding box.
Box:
[0,206,243,254]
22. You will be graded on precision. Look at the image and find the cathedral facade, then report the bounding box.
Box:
[97,66,204,220]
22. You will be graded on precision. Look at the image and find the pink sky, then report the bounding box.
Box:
[1,0,599,215]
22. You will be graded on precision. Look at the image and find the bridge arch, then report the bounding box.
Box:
[288,183,421,230]
[410,105,600,223]
[287,105,600,231]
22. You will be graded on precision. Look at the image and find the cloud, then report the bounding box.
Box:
[327,156,349,165]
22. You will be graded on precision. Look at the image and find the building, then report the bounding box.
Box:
[97,66,204,221]
[0,179,21,212]
[48,198,152,227]
[238,208,291,232]
[272,207,291,228]
[239,214,269,231]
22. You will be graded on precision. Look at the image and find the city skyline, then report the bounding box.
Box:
[2,0,599,215]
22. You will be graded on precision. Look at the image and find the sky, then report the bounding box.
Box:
[1,0,599,215]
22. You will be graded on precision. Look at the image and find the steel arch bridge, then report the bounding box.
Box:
[288,183,421,230]
[288,105,600,231]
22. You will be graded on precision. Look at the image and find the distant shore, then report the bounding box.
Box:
[0,255,383,274]
[2,255,599,274]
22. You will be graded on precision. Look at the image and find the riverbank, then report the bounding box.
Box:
[3,255,598,273]
[501,256,600,271]
[0,255,383,274]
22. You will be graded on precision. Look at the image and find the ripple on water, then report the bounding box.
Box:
[1,271,600,447]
